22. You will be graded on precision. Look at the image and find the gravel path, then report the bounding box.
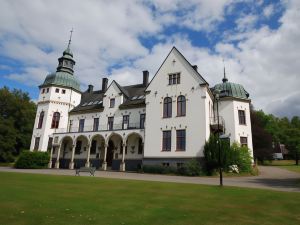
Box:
[1,166,299,192]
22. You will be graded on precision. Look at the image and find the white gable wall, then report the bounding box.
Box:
[144,48,210,158]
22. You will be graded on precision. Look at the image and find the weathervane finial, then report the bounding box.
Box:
[68,28,74,48]
[222,58,228,83]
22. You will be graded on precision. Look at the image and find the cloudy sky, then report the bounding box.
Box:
[0,0,299,118]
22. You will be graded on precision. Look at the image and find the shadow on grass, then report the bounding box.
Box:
[246,178,300,191]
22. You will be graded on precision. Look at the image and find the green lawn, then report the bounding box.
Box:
[264,160,300,173]
[1,172,300,225]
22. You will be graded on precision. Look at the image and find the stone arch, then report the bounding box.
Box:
[89,134,106,168]
[58,135,74,169]
[125,132,144,144]
[106,132,124,145]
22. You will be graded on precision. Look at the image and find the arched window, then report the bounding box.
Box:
[51,112,60,129]
[163,97,172,118]
[177,95,186,116]
[37,111,44,129]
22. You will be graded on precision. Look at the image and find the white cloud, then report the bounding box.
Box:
[263,4,275,18]
[0,0,299,118]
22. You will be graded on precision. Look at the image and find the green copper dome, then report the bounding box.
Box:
[40,71,81,92]
[213,73,249,100]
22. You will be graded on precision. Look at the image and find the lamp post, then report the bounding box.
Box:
[214,89,223,187]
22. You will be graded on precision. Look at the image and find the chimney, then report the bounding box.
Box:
[143,70,149,86]
[102,78,108,92]
[87,85,93,93]
[192,65,198,71]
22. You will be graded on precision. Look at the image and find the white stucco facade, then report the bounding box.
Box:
[30,46,253,171]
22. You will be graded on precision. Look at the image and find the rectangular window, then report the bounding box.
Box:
[240,137,248,147]
[176,129,186,151]
[69,120,73,132]
[108,117,114,130]
[55,88,59,93]
[75,140,82,154]
[46,88,49,93]
[122,115,129,129]
[42,89,45,94]
[168,73,180,85]
[78,119,85,132]
[62,89,66,94]
[47,137,53,152]
[140,114,145,129]
[90,140,97,154]
[238,110,246,125]
[34,137,40,151]
[138,139,143,154]
[93,118,99,131]
[162,130,171,151]
[110,98,115,108]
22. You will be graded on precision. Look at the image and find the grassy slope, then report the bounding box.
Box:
[0,172,300,225]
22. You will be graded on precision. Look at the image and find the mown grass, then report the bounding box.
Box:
[264,160,300,173]
[0,172,300,225]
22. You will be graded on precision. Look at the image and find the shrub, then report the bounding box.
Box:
[230,143,253,173]
[15,151,50,169]
[177,160,202,176]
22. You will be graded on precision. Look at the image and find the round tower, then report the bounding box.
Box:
[213,70,253,156]
[30,35,81,152]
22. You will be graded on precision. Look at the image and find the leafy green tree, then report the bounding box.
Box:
[251,110,273,163]
[0,87,36,162]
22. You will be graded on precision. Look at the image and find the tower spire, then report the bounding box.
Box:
[222,58,228,83]
[67,28,73,49]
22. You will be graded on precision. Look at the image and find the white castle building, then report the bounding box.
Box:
[30,42,253,171]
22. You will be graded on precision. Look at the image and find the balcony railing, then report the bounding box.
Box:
[54,122,144,134]
[210,116,225,132]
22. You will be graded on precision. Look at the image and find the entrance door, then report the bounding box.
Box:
[107,140,114,167]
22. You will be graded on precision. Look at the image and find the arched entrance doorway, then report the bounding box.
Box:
[74,135,89,169]
[124,132,144,171]
[90,134,105,169]
[106,133,123,170]
[58,136,73,169]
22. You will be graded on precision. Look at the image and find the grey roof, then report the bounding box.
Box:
[40,71,81,92]
[70,82,146,113]
[212,81,250,100]
[70,90,104,113]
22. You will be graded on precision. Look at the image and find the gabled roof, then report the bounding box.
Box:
[70,90,104,113]
[146,46,208,91]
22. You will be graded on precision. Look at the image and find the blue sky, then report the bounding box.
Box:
[0,0,299,118]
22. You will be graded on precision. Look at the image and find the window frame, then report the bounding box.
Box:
[55,88,59,93]
[78,119,85,132]
[240,136,248,147]
[34,137,40,151]
[51,112,60,129]
[238,110,246,125]
[176,129,186,151]
[37,111,44,129]
[122,115,129,129]
[140,113,145,129]
[177,95,186,117]
[162,130,172,151]
[168,73,181,85]
[110,98,115,108]
[93,118,99,131]
[108,117,114,130]
[163,97,172,118]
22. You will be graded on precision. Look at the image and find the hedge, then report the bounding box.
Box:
[15,151,50,169]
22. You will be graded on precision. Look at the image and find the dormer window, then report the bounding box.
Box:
[110,98,115,108]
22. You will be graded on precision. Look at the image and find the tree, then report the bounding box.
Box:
[0,87,36,162]
[250,110,274,163]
